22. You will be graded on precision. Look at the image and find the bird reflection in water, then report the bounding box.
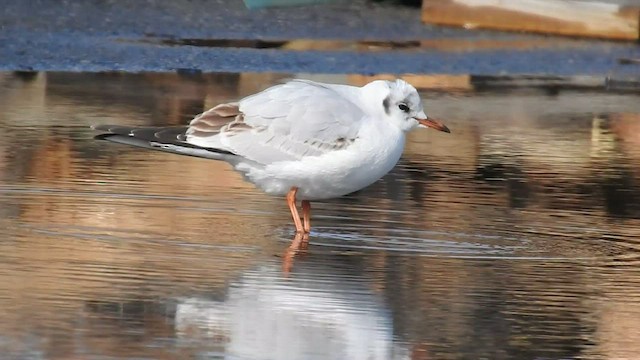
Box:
[175,257,412,360]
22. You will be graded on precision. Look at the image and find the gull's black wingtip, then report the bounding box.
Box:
[93,133,115,141]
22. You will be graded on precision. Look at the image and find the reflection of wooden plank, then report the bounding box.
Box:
[348,74,472,91]
[422,0,640,40]
[348,73,604,91]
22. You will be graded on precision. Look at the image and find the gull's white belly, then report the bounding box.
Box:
[237,123,405,200]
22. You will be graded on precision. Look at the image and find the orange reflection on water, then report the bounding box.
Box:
[0,71,639,359]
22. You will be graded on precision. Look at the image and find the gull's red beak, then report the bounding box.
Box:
[415,117,451,133]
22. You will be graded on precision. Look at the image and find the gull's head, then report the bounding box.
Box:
[362,79,450,133]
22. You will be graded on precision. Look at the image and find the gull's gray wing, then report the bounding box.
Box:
[186,80,366,165]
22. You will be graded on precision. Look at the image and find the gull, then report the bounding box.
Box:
[93,79,450,237]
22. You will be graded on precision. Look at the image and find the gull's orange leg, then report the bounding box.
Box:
[302,200,311,234]
[286,187,304,233]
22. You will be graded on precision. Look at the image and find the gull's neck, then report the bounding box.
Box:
[322,83,360,100]
[323,83,377,116]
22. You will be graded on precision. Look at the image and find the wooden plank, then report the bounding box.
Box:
[422,0,640,40]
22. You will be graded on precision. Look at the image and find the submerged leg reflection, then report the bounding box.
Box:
[283,232,309,274]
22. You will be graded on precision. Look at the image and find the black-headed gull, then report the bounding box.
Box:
[93,79,450,237]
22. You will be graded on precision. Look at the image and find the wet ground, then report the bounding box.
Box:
[3,0,640,75]
[0,71,640,359]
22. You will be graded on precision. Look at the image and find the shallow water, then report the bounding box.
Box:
[1,71,640,359]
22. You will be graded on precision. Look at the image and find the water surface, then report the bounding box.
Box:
[1,72,640,359]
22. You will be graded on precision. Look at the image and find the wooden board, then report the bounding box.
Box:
[422,0,640,40]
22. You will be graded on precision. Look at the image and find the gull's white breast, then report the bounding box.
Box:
[236,120,406,200]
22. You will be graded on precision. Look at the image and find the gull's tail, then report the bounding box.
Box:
[91,125,234,160]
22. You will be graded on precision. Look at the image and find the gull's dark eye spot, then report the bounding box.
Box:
[383,97,390,115]
[398,103,410,112]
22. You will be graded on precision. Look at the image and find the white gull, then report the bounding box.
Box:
[93,79,450,236]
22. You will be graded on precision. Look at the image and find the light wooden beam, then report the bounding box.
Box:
[422,0,640,40]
